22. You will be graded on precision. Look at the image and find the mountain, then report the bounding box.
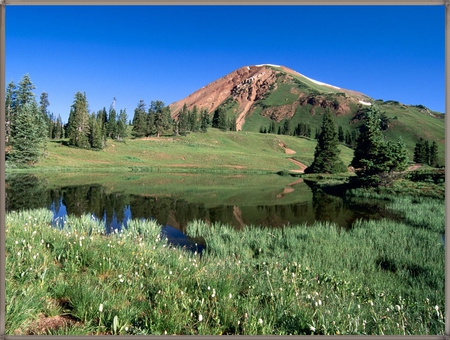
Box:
[169,64,445,165]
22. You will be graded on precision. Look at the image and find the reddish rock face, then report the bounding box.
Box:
[170,65,279,130]
[169,64,370,130]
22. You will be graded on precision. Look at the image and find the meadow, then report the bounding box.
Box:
[5,190,445,335]
[8,129,354,174]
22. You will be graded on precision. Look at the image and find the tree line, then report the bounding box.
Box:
[66,92,128,150]
[305,106,412,187]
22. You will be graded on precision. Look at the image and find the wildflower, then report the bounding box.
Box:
[319,300,322,306]
[396,305,401,311]
[310,326,316,332]
[99,303,103,312]
[258,318,263,325]
[357,304,360,309]
[198,314,203,322]
[229,293,232,299]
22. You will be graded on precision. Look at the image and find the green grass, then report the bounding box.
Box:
[10,129,354,173]
[5,190,444,335]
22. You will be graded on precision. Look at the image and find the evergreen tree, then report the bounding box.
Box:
[269,120,276,134]
[212,106,227,131]
[131,100,147,138]
[413,138,428,164]
[88,113,103,149]
[282,119,290,135]
[38,92,50,154]
[116,109,128,141]
[6,75,47,164]
[351,106,408,186]
[338,126,345,142]
[344,130,352,146]
[5,81,17,145]
[16,74,36,108]
[7,101,42,165]
[429,141,439,167]
[151,100,172,137]
[305,109,346,174]
[53,115,64,139]
[178,103,189,135]
[67,92,90,149]
[107,106,117,139]
[200,109,209,133]
[189,105,199,132]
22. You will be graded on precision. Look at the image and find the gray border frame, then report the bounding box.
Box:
[0,1,447,339]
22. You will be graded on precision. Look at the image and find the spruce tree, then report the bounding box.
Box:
[305,109,346,174]
[338,126,345,142]
[7,75,47,165]
[131,100,147,138]
[413,138,428,164]
[116,109,128,141]
[88,113,103,149]
[67,92,91,149]
[151,101,172,137]
[351,106,408,186]
[5,81,17,145]
[200,109,209,133]
[189,105,199,132]
[7,101,42,165]
[429,141,439,167]
[107,106,117,139]
[178,103,189,135]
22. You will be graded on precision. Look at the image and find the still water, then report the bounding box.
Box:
[6,172,393,250]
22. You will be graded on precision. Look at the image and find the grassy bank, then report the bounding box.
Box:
[7,129,354,173]
[5,192,444,335]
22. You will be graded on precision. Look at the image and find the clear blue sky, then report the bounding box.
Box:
[6,5,444,123]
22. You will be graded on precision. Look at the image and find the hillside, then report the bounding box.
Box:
[23,129,354,173]
[169,64,445,165]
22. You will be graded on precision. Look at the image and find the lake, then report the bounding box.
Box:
[5,172,394,250]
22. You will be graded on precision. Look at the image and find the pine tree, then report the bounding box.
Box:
[151,101,172,137]
[107,106,117,139]
[5,81,17,145]
[351,106,408,186]
[178,103,189,135]
[88,113,103,149]
[7,75,47,165]
[131,100,147,138]
[305,109,347,174]
[7,101,42,165]
[189,105,199,132]
[212,106,227,131]
[338,126,345,142]
[54,115,63,139]
[200,109,209,133]
[282,119,290,135]
[67,92,91,149]
[413,138,428,164]
[269,121,276,134]
[428,141,439,167]
[116,109,128,141]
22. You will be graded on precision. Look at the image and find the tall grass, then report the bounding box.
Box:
[5,196,444,335]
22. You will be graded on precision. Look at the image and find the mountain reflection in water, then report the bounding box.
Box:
[6,173,396,253]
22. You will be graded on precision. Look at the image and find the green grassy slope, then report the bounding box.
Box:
[29,129,354,173]
[236,70,444,165]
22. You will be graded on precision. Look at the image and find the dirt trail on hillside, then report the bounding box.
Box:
[288,158,308,173]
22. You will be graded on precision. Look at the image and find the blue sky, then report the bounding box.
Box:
[6,5,444,123]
